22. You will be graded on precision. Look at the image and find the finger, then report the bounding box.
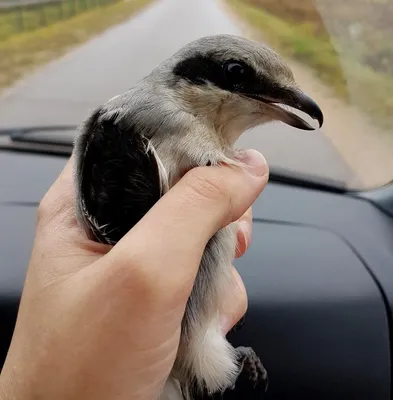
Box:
[106,149,269,303]
[220,267,248,334]
[235,207,252,259]
[35,153,109,267]
[38,153,76,228]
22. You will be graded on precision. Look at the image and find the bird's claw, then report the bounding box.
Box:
[235,346,269,392]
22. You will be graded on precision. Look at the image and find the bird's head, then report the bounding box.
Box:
[164,34,323,146]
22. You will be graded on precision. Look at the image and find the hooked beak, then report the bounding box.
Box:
[247,89,324,131]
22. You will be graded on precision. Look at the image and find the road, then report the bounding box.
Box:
[0,0,357,184]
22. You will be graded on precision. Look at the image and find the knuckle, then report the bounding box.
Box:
[183,168,235,225]
[112,249,156,293]
[185,168,230,205]
[110,248,189,310]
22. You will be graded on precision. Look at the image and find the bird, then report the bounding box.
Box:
[72,34,324,400]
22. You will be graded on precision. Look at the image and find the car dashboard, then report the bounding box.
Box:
[0,150,392,400]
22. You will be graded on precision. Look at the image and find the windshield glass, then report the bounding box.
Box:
[0,0,392,190]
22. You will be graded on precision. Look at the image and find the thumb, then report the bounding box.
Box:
[105,149,268,301]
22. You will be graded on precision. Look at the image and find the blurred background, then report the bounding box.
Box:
[0,0,392,189]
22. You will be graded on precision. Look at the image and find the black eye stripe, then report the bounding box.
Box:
[173,54,224,87]
[172,54,283,99]
[173,55,255,90]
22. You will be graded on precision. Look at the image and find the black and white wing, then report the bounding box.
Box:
[73,107,167,245]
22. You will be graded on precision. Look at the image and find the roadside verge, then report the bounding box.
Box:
[0,0,155,92]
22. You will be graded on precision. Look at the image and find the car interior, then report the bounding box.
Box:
[0,130,392,399]
[1,0,392,398]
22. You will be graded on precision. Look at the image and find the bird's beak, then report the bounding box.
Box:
[247,88,324,131]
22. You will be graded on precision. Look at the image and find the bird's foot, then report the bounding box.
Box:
[234,346,268,392]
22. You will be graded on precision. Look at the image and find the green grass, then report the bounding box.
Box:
[0,0,154,91]
[227,0,393,130]
[0,0,114,41]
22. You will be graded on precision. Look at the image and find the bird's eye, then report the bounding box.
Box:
[224,62,246,87]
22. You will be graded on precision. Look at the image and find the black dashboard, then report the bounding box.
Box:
[0,150,392,399]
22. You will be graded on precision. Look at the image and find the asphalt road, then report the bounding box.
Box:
[0,0,357,184]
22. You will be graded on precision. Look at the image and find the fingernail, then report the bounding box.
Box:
[238,220,249,249]
[234,149,268,177]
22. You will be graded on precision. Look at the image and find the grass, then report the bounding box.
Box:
[226,0,393,130]
[0,0,114,41]
[0,0,154,91]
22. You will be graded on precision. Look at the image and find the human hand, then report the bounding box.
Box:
[0,149,268,400]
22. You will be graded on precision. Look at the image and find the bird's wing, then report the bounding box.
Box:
[74,107,167,245]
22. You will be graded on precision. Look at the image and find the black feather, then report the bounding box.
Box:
[79,111,161,244]
[172,53,285,100]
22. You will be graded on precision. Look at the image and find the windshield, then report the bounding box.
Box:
[0,0,392,190]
